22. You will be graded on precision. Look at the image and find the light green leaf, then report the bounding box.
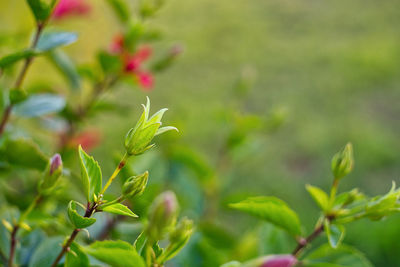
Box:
[324,220,345,249]
[78,145,102,202]
[155,126,178,136]
[102,203,138,218]
[229,196,302,236]
[48,50,81,90]
[14,94,66,117]
[67,201,96,229]
[304,244,373,267]
[0,49,36,68]
[37,31,78,52]
[4,138,48,170]
[134,231,147,254]
[306,185,330,211]
[84,240,145,267]
[29,236,63,267]
[65,242,89,267]
[106,0,130,23]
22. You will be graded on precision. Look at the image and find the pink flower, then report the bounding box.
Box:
[134,45,152,63]
[260,255,297,267]
[137,72,154,90]
[124,56,141,72]
[52,0,91,20]
[109,34,125,54]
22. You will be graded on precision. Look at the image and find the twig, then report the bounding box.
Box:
[291,224,324,257]
[8,225,19,267]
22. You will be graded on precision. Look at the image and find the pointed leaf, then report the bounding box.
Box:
[324,220,345,249]
[155,126,178,136]
[0,49,36,68]
[68,201,96,229]
[229,196,301,236]
[306,185,330,211]
[26,0,52,22]
[134,231,147,254]
[83,240,145,267]
[4,138,48,170]
[78,145,102,201]
[102,203,138,218]
[106,0,130,23]
[37,31,78,52]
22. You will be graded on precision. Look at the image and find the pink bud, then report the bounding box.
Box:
[109,34,125,54]
[137,71,154,90]
[260,255,297,267]
[49,154,62,175]
[52,0,91,20]
[124,56,141,72]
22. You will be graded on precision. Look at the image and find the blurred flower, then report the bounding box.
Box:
[137,71,154,90]
[69,129,101,151]
[52,0,91,20]
[109,34,125,54]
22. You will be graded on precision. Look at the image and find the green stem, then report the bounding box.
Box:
[329,179,339,207]
[101,153,128,195]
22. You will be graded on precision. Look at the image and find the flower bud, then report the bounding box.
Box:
[260,255,297,267]
[38,154,63,194]
[169,217,194,245]
[124,97,177,155]
[122,171,149,198]
[331,143,354,180]
[146,191,179,242]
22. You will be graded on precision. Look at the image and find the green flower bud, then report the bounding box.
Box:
[331,143,354,180]
[124,97,178,156]
[38,154,63,194]
[122,171,149,198]
[146,191,178,242]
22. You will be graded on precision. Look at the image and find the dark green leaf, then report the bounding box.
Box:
[101,203,138,218]
[304,244,373,267]
[29,236,63,267]
[4,138,48,170]
[65,242,89,267]
[229,196,302,236]
[106,0,130,23]
[67,201,96,229]
[78,145,102,202]
[14,93,66,117]
[37,32,78,52]
[84,240,145,267]
[48,50,81,90]
[306,185,330,212]
[0,49,36,68]
[26,0,52,22]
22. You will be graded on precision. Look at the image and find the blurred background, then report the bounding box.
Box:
[1,0,400,266]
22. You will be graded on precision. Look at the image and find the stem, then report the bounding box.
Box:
[330,179,339,203]
[100,153,128,195]
[8,226,19,267]
[50,202,95,267]
[292,223,324,257]
[0,22,45,137]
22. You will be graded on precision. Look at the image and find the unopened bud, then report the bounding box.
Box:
[147,191,178,242]
[260,255,297,267]
[38,154,63,194]
[170,217,194,244]
[331,143,354,180]
[122,171,149,198]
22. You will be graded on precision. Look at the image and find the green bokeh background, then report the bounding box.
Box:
[1,0,400,266]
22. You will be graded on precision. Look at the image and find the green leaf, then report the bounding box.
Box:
[324,220,345,249]
[37,31,78,52]
[26,0,52,22]
[14,94,66,117]
[229,196,302,236]
[106,0,130,23]
[304,244,373,267]
[29,236,63,267]
[306,185,330,211]
[67,201,96,229]
[102,203,138,218]
[48,50,81,90]
[65,242,89,267]
[78,145,102,202]
[4,138,48,170]
[0,49,36,68]
[134,231,147,254]
[83,240,145,267]
[97,51,122,74]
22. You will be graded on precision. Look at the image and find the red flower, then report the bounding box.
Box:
[137,71,154,90]
[109,34,125,54]
[134,45,152,63]
[52,0,91,20]
[69,129,101,152]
